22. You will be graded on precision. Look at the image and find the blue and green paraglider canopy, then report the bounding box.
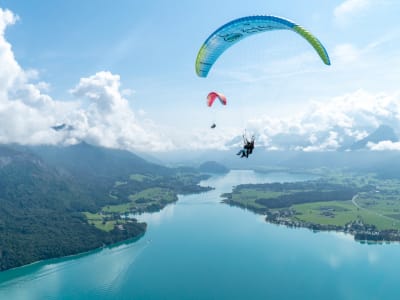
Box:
[195,15,330,77]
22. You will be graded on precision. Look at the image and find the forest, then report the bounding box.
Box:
[0,144,210,271]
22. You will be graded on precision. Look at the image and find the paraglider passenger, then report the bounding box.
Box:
[236,149,247,158]
[237,134,255,158]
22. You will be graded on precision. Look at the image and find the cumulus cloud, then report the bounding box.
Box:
[334,0,372,25]
[66,71,174,151]
[0,8,174,152]
[0,9,21,100]
[246,89,400,151]
[368,140,400,151]
[303,131,340,152]
[0,8,69,145]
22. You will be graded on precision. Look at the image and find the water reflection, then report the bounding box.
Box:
[129,203,176,226]
[0,237,150,299]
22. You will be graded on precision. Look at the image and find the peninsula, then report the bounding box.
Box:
[222,171,400,242]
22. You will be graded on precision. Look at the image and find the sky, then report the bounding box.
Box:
[0,0,400,152]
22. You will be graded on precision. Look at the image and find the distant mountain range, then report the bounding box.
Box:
[347,125,398,150]
[222,124,400,153]
[149,124,400,169]
[198,161,229,174]
[30,142,173,181]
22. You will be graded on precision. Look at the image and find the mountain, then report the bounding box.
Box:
[30,142,172,180]
[0,143,185,271]
[0,144,147,271]
[0,142,215,271]
[198,161,229,174]
[348,125,398,150]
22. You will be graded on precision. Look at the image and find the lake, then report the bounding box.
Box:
[0,170,399,300]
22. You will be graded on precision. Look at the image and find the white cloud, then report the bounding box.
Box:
[332,32,400,69]
[64,71,176,152]
[0,8,67,145]
[0,9,21,100]
[367,140,400,151]
[334,0,372,25]
[333,44,362,64]
[246,89,400,151]
[0,8,175,152]
[303,131,340,152]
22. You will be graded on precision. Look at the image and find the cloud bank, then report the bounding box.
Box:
[0,8,173,152]
[246,90,400,151]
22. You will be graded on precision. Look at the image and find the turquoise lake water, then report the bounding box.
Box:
[1,170,400,300]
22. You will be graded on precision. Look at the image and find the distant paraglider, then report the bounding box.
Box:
[195,15,330,77]
[51,123,67,131]
[207,91,226,129]
[207,91,227,107]
[51,123,74,132]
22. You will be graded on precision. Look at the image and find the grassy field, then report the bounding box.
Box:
[225,188,284,210]
[224,172,400,231]
[129,174,152,182]
[102,203,132,213]
[84,187,177,231]
[292,200,400,230]
[128,187,176,203]
[83,212,117,232]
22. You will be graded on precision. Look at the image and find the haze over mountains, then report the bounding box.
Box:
[346,125,398,150]
[149,124,400,174]
[237,124,399,152]
[1,123,397,175]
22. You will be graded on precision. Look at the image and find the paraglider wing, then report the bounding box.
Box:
[195,15,330,77]
[207,91,227,107]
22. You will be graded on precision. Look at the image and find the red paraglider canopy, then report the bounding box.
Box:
[207,91,227,107]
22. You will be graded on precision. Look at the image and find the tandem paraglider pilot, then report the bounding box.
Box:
[237,135,255,158]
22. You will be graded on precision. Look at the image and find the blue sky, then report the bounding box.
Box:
[0,0,400,151]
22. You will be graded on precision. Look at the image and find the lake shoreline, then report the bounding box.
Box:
[220,170,400,244]
[222,195,400,244]
[0,233,146,276]
[0,184,212,273]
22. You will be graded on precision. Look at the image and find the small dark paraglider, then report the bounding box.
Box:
[210,123,216,129]
[51,123,67,131]
[236,134,255,158]
[51,123,74,132]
